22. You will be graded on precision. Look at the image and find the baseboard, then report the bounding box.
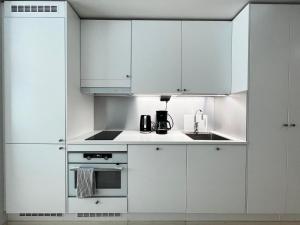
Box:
[186,213,280,221]
[7,213,128,222]
[6,213,300,222]
[128,213,186,221]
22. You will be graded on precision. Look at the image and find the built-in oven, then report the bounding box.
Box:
[68,151,127,197]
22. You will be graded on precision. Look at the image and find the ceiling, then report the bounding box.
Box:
[68,0,300,20]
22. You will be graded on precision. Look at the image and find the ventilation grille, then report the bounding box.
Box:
[77,213,121,218]
[11,5,58,13]
[19,213,63,217]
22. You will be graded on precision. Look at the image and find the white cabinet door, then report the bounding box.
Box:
[132,21,182,94]
[81,20,131,88]
[182,21,232,94]
[286,5,300,214]
[4,17,65,144]
[231,6,249,93]
[187,145,246,213]
[5,144,65,213]
[247,4,290,214]
[128,145,186,213]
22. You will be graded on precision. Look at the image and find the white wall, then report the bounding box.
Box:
[214,92,247,141]
[94,96,215,131]
[0,2,6,224]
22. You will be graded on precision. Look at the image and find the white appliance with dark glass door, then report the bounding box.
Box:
[68,152,127,197]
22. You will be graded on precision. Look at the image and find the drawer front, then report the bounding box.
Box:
[129,144,185,151]
[68,197,127,213]
[187,144,246,213]
[188,144,246,152]
[128,144,186,213]
[67,145,127,152]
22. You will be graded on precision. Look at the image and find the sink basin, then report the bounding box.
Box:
[185,132,230,141]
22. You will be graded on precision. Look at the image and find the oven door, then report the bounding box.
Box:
[68,163,127,197]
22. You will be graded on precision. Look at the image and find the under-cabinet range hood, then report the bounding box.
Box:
[81,87,132,96]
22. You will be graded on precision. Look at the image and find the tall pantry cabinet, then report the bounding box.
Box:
[0,2,4,225]
[3,1,93,213]
[246,4,300,214]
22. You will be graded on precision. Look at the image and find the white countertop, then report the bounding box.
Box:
[68,130,247,145]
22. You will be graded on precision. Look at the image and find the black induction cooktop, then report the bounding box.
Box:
[85,131,122,140]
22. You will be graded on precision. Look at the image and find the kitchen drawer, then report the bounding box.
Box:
[67,144,127,152]
[68,197,127,213]
[188,144,245,152]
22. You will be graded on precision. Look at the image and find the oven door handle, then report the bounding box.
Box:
[70,166,124,172]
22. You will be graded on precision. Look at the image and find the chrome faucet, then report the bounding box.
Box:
[194,109,204,134]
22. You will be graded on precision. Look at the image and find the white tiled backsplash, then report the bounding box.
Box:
[214,92,247,141]
[94,96,215,131]
[94,92,247,141]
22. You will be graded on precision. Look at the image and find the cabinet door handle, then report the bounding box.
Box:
[177,89,181,92]
[283,124,289,127]
[216,147,220,151]
[59,147,64,150]
[290,123,296,127]
[183,89,187,92]
[95,200,100,205]
[156,147,160,151]
[126,75,130,78]
[59,139,64,142]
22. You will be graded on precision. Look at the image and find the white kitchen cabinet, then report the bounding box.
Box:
[247,4,300,214]
[247,4,291,214]
[286,5,300,214]
[132,21,182,94]
[3,2,93,215]
[81,20,131,88]
[5,144,65,213]
[68,198,127,213]
[0,6,3,225]
[4,17,66,144]
[128,145,186,213]
[231,6,249,93]
[187,145,246,213]
[182,21,232,94]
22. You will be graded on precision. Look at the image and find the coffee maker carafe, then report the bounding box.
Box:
[156,110,172,134]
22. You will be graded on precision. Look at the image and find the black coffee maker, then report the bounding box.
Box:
[156,110,172,134]
[155,96,173,134]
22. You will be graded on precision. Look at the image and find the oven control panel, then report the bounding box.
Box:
[83,153,112,160]
[68,152,127,164]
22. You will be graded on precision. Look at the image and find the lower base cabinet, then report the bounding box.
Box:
[5,144,65,213]
[128,145,186,213]
[68,198,127,213]
[187,145,246,213]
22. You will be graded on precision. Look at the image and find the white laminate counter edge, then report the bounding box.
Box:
[67,130,247,146]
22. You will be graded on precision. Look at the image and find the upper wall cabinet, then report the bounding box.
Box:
[182,21,232,95]
[81,20,131,90]
[231,6,249,93]
[132,21,182,94]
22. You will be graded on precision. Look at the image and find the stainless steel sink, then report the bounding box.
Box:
[185,132,230,141]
